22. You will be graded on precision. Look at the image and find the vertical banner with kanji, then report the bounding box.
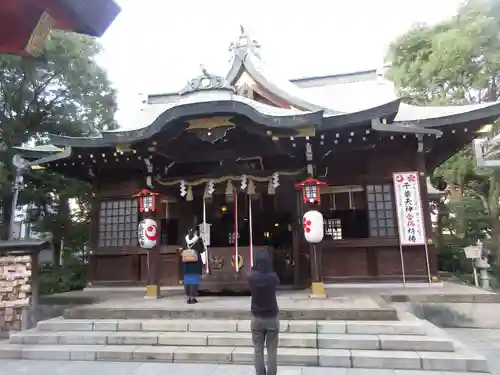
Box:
[393,171,426,246]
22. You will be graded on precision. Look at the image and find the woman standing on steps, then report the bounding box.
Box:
[181,227,205,304]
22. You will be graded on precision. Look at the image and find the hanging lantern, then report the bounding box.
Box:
[138,218,159,248]
[295,177,327,205]
[133,189,162,212]
[303,210,324,243]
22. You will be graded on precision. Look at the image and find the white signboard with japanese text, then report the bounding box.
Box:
[393,171,426,246]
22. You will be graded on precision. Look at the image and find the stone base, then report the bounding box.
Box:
[144,285,160,299]
[0,255,32,337]
[311,282,326,298]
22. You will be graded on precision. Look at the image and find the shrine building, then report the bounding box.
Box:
[23,29,500,293]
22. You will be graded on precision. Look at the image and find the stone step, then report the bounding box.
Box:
[63,306,398,321]
[9,330,455,351]
[0,344,488,372]
[37,318,428,335]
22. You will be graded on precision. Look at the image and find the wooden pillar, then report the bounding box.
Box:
[308,201,325,296]
[416,135,437,276]
[87,195,99,287]
[143,211,161,299]
[305,140,326,297]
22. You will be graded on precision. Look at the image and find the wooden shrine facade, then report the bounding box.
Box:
[36,111,498,289]
[21,28,500,290]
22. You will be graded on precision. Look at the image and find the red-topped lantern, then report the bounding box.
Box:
[295,178,327,205]
[133,189,162,212]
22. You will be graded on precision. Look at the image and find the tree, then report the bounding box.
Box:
[0,31,117,241]
[386,0,500,264]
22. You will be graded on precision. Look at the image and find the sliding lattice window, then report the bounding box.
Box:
[366,184,397,237]
[98,199,139,247]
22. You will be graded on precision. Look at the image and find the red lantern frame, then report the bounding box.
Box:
[295,178,327,205]
[133,189,163,213]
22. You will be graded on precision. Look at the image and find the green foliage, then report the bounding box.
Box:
[386,0,500,275]
[0,30,117,247]
[0,31,116,293]
[387,0,500,105]
[39,257,87,295]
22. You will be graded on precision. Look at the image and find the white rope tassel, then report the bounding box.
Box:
[202,198,210,274]
[233,188,239,272]
[267,179,275,195]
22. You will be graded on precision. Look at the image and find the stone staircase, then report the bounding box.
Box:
[0,316,489,372]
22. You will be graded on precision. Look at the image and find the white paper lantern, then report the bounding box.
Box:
[303,210,324,243]
[138,218,159,249]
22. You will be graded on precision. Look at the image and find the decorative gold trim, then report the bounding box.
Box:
[231,254,244,270]
[295,127,316,138]
[187,116,234,130]
[25,11,55,56]
[116,144,133,153]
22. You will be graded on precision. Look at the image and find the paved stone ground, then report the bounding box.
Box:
[51,281,492,300]
[74,292,381,310]
[445,328,500,374]
[0,359,496,374]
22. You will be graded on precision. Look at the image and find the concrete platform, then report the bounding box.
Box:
[62,293,398,321]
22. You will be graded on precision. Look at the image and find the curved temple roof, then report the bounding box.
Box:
[45,26,500,148]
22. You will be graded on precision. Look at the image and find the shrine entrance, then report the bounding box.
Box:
[177,177,303,292]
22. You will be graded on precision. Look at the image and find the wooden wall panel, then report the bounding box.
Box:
[403,247,428,276]
[140,254,180,286]
[377,248,403,276]
[334,192,349,211]
[89,254,138,282]
[322,245,369,279]
[321,240,437,281]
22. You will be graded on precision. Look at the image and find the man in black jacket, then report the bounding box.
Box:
[248,251,280,375]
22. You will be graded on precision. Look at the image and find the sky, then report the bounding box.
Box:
[96,0,464,129]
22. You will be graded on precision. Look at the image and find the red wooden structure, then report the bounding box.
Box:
[133,189,162,213]
[0,0,120,56]
[295,178,327,205]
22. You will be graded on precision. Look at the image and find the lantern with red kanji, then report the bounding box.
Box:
[295,178,327,205]
[133,189,162,212]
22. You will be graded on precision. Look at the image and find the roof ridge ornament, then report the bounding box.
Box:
[228,24,261,59]
[179,65,235,96]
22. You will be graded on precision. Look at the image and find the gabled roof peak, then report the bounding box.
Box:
[228,25,262,60]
